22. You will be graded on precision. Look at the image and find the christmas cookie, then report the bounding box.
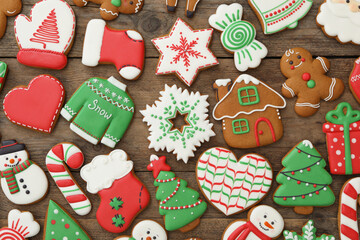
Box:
[14,0,75,70]
[44,200,91,240]
[0,61,8,92]
[213,74,286,149]
[80,149,150,233]
[317,0,360,45]
[60,76,134,148]
[209,3,267,72]
[222,205,284,240]
[248,0,313,35]
[141,84,215,163]
[152,18,218,87]
[273,140,335,215]
[339,177,360,240]
[283,220,335,240]
[0,209,40,239]
[166,0,200,18]
[196,147,273,216]
[46,143,91,216]
[114,220,167,240]
[0,0,22,39]
[350,57,360,103]
[82,19,145,81]
[148,155,207,232]
[0,140,48,205]
[3,74,65,133]
[72,0,144,21]
[323,102,360,175]
[280,47,344,117]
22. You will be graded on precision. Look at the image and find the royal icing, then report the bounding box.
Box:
[80,150,150,233]
[283,220,335,240]
[273,140,335,212]
[141,84,215,163]
[317,0,360,45]
[152,18,218,86]
[0,209,40,239]
[222,205,284,240]
[0,61,8,92]
[0,0,22,38]
[213,74,286,149]
[3,74,65,133]
[46,143,91,216]
[60,77,134,148]
[323,102,360,175]
[82,19,145,81]
[209,3,268,72]
[339,177,360,240]
[249,0,313,34]
[196,148,272,216]
[0,140,48,205]
[114,220,167,240]
[14,0,76,69]
[350,57,360,103]
[44,200,91,240]
[147,155,207,232]
[166,0,201,18]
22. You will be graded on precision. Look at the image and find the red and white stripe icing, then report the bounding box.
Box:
[0,228,25,240]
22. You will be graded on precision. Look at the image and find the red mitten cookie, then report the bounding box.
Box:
[0,0,22,38]
[280,47,344,117]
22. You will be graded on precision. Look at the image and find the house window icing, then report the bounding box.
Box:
[238,86,260,106]
[232,119,250,134]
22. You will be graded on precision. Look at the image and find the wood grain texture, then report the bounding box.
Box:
[0,0,358,239]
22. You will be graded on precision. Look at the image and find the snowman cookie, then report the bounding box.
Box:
[0,140,48,205]
[0,209,40,239]
[114,220,167,240]
[222,205,284,240]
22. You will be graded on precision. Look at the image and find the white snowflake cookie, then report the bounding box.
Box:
[141,85,215,163]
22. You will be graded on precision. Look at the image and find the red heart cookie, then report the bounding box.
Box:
[3,74,65,133]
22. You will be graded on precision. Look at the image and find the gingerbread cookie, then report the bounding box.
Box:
[339,177,360,240]
[317,0,360,45]
[280,47,344,117]
[323,102,360,175]
[273,140,335,215]
[284,220,335,240]
[14,0,75,70]
[166,0,200,18]
[196,147,273,216]
[222,205,284,240]
[114,220,167,240]
[44,200,91,240]
[0,61,8,92]
[148,155,207,232]
[60,76,134,148]
[0,0,22,39]
[0,209,40,239]
[213,74,286,149]
[81,149,150,233]
[3,74,64,133]
[350,57,360,103]
[72,0,144,21]
[249,0,313,35]
[46,143,91,216]
[141,84,215,163]
[152,18,218,87]
[209,3,268,72]
[0,140,48,205]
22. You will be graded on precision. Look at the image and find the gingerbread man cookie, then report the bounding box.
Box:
[280,47,344,117]
[0,0,22,39]
[72,0,144,21]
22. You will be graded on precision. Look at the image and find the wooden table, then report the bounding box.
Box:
[0,0,358,239]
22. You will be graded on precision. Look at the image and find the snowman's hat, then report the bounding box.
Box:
[0,140,26,155]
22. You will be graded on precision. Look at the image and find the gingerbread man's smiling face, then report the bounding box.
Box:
[280,48,313,77]
[0,0,22,16]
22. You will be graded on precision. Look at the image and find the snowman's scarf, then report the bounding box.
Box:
[0,160,33,194]
[228,221,271,240]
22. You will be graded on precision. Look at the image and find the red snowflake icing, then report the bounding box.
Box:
[168,33,205,68]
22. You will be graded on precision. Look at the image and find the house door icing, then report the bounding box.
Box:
[254,117,276,146]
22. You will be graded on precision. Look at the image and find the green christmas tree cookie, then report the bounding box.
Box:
[283,220,335,240]
[273,140,335,215]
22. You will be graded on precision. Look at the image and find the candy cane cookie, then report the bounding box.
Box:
[46,143,91,216]
[339,177,360,240]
